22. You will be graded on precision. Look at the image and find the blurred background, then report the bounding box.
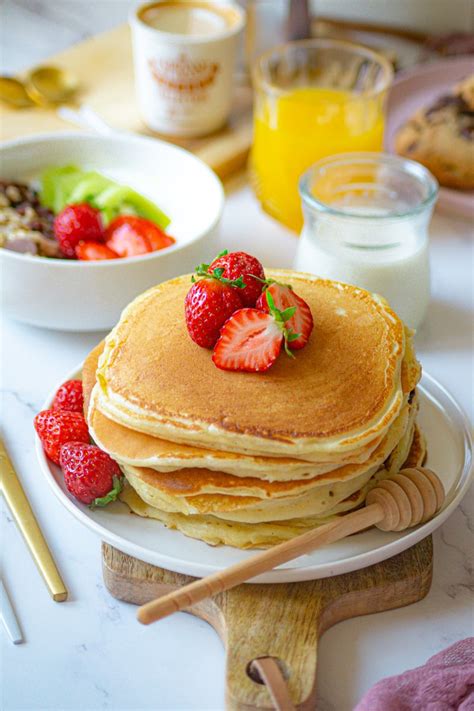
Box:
[2,0,473,74]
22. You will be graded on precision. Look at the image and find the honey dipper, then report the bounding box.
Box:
[137,467,445,625]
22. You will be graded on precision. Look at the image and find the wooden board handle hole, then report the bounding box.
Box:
[247,657,296,711]
[246,657,289,685]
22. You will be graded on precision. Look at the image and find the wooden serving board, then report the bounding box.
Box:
[0,25,253,181]
[103,536,433,710]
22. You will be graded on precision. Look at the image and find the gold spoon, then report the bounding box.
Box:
[26,65,79,105]
[0,76,36,108]
[0,65,79,109]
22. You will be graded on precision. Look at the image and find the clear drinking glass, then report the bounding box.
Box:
[294,152,439,330]
[250,39,393,232]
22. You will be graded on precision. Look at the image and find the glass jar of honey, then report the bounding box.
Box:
[250,39,393,232]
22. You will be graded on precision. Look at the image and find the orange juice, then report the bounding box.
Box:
[250,87,385,232]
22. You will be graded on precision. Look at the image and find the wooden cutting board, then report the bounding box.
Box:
[103,536,433,710]
[0,25,253,181]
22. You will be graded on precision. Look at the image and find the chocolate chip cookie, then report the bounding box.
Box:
[395,75,474,190]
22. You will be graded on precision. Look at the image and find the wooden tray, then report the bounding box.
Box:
[0,25,253,181]
[103,535,433,710]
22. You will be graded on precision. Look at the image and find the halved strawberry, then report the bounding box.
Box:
[76,241,119,260]
[212,308,283,372]
[105,217,151,257]
[104,216,174,258]
[256,282,313,350]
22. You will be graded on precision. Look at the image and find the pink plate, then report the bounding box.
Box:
[386,57,474,219]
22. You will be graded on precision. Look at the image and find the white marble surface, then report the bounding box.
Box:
[1,3,474,710]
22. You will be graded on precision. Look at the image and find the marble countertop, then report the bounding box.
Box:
[2,3,473,710]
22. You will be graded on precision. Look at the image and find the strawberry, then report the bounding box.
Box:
[34,409,89,464]
[212,302,298,372]
[133,218,175,251]
[208,250,265,306]
[54,204,104,258]
[256,282,313,350]
[76,241,119,260]
[51,380,84,413]
[104,216,174,258]
[105,222,151,257]
[185,278,243,349]
[59,442,122,507]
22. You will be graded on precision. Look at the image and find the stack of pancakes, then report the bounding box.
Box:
[83,270,426,549]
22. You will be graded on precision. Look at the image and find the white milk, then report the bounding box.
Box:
[294,207,430,330]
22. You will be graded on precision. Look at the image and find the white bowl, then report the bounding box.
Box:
[0,132,224,331]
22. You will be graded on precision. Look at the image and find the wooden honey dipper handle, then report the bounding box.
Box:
[137,467,445,626]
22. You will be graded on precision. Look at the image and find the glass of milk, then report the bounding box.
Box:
[294,152,438,330]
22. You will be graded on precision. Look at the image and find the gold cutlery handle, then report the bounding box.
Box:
[0,440,68,602]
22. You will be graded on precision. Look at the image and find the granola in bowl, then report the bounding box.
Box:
[0,181,59,257]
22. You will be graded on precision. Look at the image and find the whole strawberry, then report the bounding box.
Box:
[209,250,265,306]
[54,203,103,258]
[34,409,89,464]
[51,380,84,414]
[185,278,243,348]
[60,442,122,506]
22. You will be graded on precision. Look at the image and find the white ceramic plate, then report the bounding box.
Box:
[386,57,474,219]
[37,369,472,583]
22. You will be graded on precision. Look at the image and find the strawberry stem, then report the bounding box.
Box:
[265,291,300,359]
[90,475,123,509]
[254,276,294,291]
[192,250,246,289]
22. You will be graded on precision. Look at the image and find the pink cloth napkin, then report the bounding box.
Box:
[354,638,474,711]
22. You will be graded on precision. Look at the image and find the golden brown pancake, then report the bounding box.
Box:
[83,342,103,416]
[96,270,417,459]
[84,343,390,479]
[115,400,418,524]
[103,402,412,503]
[119,430,427,548]
[81,270,424,549]
[403,425,426,468]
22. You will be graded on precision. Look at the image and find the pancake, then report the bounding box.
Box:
[120,485,359,548]
[82,342,103,415]
[119,426,427,548]
[402,425,426,469]
[84,343,389,479]
[81,269,424,550]
[96,270,419,459]
[113,400,414,505]
[118,400,418,523]
[120,423,416,523]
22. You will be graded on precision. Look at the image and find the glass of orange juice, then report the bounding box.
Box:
[250,39,393,232]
